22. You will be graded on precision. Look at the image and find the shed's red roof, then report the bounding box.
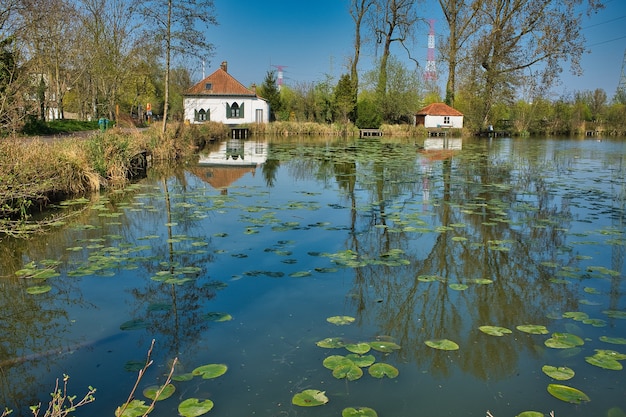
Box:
[416,102,463,116]
[185,68,256,97]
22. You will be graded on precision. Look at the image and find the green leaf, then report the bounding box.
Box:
[316,337,346,348]
[515,412,544,417]
[345,343,371,354]
[547,384,590,404]
[342,407,379,417]
[291,389,328,407]
[600,336,626,345]
[143,384,175,401]
[332,363,363,380]
[425,339,459,351]
[544,333,584,349]
[449,283,469,291]
[172,373,194,382]
[178,398,214,417]
[115,400,150,417]
[323,355,352,370]
[479,326,512,336]
[516,324,549,335]
[26,285,52,295]
[345,354,376,368]
[192,364,228,379]
[368,341,401,353]
[327,316,355,325]
[203,312,232,322]
[368,363,399,378]
[541,365,575,380]
[585,355,623,370]
[119,319,148,331]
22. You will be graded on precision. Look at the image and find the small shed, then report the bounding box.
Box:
[183,61,270,126]
[415,103,463,129]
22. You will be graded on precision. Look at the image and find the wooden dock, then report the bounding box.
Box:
[231,128,249,139]
[359,129,383,138]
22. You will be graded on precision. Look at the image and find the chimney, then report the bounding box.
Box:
[251,83,256,94]
[220,61,228,73]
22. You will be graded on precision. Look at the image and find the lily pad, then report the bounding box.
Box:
[327,316,355,325]
[178,398,214,417]
[203,312,232,322]
[369,341,401,353]
[332,363,364,380]
[120,319,148,331]
[541,365,575,380]
[544,333,584,349]
[425,339,459,351]
[323,355,352,370]
[192,363,228,379]
[26,285,52,295]
[316,337,346,348]
[346,354,376,368]
[516,324,549,335]
[115,399,150,417]
[345,343,371,354]
[600,336,626,345]
[479,326,512,336]
[342,407,378,417]
[291,389,329,407]
[368,363,399,378]
[585,355,622,370]
[449,283,469,291]
[515,412,544,417]
[547,384,590,404]
[142,384,175,401]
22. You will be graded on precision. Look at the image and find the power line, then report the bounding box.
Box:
[583,15,626,29]
[588,34,626,47]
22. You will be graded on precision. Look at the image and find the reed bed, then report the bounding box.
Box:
[0,122,228,229]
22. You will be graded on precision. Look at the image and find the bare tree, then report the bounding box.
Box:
[135,0,217,134]
[467,0,604,127]
[371,0,421,98]
[438,0,481,107]
[349,0,375,100]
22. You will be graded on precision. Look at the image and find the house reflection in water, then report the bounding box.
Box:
[191,139,268,194]
[419,137,462,204]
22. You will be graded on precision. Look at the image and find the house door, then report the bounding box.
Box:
[255,109,263,123]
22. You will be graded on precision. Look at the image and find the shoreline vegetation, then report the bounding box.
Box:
[0,119,621,237]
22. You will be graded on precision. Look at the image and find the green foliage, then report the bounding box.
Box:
[258,70,282,121]
[355,98,381,129]
[334,73,356,123]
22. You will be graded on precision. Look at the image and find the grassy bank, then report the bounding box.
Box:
[0,121,229,235]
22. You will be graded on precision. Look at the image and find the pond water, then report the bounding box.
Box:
[1,135,625,417]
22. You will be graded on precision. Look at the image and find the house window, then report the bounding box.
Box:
[226,102,245,119]
[194,108,208,122]
[205,83,212,90]
[444,116,451,124]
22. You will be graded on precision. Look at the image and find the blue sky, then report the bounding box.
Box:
[201,0,626,100]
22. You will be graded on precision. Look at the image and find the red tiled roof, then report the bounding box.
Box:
[416,102,463,116]
[185,68,256,96]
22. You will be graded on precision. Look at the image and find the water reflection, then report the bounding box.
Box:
[0,136,624,417]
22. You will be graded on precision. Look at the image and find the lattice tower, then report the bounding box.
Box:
[424,19,437,81]
[618,49,626,98]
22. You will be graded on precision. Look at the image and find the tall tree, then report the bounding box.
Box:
[371,0,420,98]
[349,0,375,113]
[136,0,217,134]
[468,0,603,127]
[258,70,281,121]
[20,0,80,120]
[438,0,480,107]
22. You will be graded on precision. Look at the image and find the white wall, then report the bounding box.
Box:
[184,96,269,125]
[424,115,463,129]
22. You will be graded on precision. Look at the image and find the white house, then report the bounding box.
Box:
[183,61,269,125]
[415,102,464,129]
